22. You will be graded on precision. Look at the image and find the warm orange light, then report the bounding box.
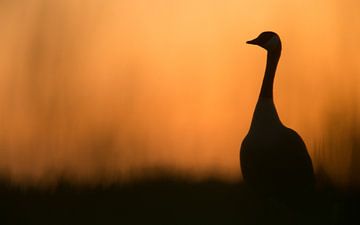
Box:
[0,0,359,186]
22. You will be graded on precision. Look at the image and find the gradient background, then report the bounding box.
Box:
[0,0,359,187]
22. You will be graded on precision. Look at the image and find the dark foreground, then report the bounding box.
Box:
[0,177,359,225]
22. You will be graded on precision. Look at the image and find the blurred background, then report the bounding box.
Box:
[0,0,359,187]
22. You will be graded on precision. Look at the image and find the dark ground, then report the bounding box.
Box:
[0,176,359,225]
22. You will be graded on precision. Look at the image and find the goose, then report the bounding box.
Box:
[240,31,315,199]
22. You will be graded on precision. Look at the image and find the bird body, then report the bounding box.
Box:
[240,32,314,198]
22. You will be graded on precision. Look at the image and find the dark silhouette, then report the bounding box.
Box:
[0,175,345,225]
[240,32,315,200]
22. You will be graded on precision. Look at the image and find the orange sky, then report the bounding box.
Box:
[0,0,359,185]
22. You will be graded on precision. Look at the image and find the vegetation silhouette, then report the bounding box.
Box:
[240,32,315,202]
[0,173,353,225]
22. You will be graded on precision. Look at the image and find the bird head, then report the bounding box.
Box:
[246,31,281,52]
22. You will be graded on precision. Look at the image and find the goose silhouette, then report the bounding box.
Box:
[240,32,315,198]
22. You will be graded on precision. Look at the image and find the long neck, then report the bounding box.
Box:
[259,49,281,99]
[250,49,282,130]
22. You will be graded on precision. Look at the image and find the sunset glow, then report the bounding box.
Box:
[0,0,359,186]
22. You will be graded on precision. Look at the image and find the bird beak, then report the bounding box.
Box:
[246,38,258,45]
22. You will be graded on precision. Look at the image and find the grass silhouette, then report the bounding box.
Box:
[1,173,359,225]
